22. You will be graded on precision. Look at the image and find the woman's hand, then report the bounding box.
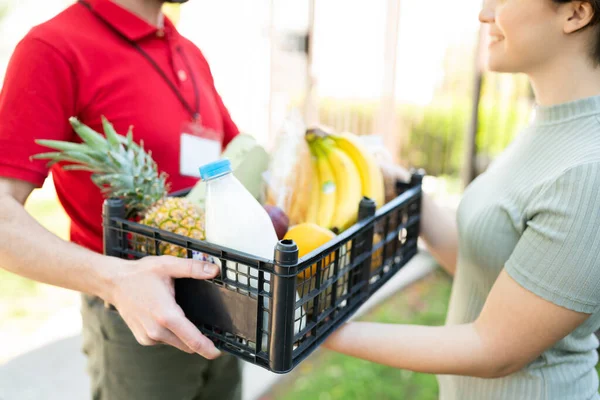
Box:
[105,256,222,359]
[380,164,459,276]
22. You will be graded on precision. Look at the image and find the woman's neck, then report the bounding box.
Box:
[528,52,600,106]
[111,0,163,26]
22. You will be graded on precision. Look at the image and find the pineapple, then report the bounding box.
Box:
[32,116,205,257]
[141,198,205,257]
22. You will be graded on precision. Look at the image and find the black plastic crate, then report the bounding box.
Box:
[102,170,424,373]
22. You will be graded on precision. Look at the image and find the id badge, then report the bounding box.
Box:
[179,120,223,178]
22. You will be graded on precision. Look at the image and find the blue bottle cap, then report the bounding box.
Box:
[199,159,232,181]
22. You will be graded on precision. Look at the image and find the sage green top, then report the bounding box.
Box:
[438,95,600,400]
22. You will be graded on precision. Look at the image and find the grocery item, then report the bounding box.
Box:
[312,137,362,231]
[200,159,306,348]
[284,222,342,318]
[283,222,336,280]
[264,111,314,226]
[371,232,384,272]
[308,142,336,230]
[327,132,386,208]
[301,128,386,234]
[263,204,290,240]
[305,157,320,224]
[32,117,204,257]
[186,134,269,207]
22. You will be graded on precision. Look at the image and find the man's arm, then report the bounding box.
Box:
[0,177,114,297]
[0,177,221,358]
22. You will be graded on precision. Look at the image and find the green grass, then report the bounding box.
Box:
[268,270,453,400]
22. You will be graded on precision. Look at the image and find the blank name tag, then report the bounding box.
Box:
[180,134,222,178]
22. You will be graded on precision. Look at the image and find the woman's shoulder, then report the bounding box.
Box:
[526,161,600,216]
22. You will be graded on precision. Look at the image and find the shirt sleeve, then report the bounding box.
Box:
[505,162,600,314]
[215,87,239,148]
[0,36,76,187]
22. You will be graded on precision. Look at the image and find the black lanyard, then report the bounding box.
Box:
[78,0,200,121]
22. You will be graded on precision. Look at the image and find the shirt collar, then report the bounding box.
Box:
[82,0,176,42]
[532,94,600,126]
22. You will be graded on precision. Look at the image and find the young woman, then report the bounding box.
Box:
[323,1,600,398]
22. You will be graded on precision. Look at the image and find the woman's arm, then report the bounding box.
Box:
[323,269,589,378]
[419,191,459,276]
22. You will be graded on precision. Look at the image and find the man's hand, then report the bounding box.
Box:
[0,177,222,359]
[106,256,222,359]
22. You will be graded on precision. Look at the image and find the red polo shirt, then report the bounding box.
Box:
[0,0,239,253]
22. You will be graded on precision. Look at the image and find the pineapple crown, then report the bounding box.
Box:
[31,116,170,219]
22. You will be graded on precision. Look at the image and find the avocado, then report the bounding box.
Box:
[186,134,270,206]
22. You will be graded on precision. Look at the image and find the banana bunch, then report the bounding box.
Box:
[305,129,385,232]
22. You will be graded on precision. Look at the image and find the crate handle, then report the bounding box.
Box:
[268,239,299,372]
[357,197,377,295]
[102,198,126,309]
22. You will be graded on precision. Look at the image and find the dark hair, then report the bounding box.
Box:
[552,0,600,65]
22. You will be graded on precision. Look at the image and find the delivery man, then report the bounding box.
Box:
[0,0,242,398]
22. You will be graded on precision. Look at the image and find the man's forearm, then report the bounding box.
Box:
[323,321,500,378]
[0,194,117,301]
[420,192,458,276]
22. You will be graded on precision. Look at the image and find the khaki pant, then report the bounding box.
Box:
[81,294,242,400]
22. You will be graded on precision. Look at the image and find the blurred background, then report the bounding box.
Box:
[0,0,539,399]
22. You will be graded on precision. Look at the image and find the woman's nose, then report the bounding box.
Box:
[479,1,495,23]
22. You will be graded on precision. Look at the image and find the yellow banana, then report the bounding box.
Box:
[309,141,336,229]
[317,138,363,231]
[305,154,320,224]
[328,132,385,208]
[287,138,314,225]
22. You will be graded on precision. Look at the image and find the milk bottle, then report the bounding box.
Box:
[199,159,306,350]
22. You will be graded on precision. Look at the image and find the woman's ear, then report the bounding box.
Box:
[564,1,595,33]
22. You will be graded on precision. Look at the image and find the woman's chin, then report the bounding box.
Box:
[485,57,518,74]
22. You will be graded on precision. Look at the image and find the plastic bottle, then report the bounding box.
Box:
[199,159,306,350]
